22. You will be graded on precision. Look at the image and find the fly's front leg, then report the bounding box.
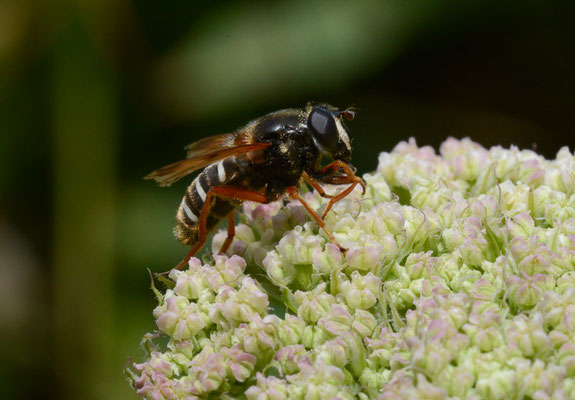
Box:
[302,171,333,199]
[287,186,346,254]
[312,160,366,218]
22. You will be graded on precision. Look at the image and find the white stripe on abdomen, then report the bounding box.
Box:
[181,198,198,222]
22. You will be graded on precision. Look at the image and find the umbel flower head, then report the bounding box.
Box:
[128,138,575,399]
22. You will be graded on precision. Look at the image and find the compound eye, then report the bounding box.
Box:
[308,107,338,149]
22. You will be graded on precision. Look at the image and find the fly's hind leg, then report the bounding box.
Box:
[174,186,269,270]
[218,213,236,255]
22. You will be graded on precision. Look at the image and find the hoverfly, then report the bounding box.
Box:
[146,103,365,269]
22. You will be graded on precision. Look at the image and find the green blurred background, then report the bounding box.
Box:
[1,0,573,398]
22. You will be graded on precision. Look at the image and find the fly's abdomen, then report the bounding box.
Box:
[174,158,240,245]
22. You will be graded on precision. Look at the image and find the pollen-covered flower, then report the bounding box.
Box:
[130,138,575,399]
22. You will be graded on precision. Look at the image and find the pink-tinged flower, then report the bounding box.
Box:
[312,243,344,274]
[294,283,335,323]
[360,202,405,236]
[169,258,211,300]
[207,254,247,290]
[404,311,470,378]
[211,223,256,257]
[469,278,499,301]
[433,255,462,287]
[333,332,367,376]
[519,158,545,186]
[436,364,476,398]
[535,288,575,345]
[467,195,499,220]
[511,358,565,398]
[301,324,329,349]
[489,145,522,181]
[231,314,280,354]
[277,226,323,265]
[442,227,464,251]
[317,303,353,337]
[153,291,210,340]
[316,339,348,369]
[169,339,198,360]
[505,313,552,358]
[243,201,283,232]
[531,184,553,219]
[278,315,306,346]
[506,213,535,239]
[271,204,307,239]
[451,146,489,182]
[475,368,517,400]
[497,181,532,216]
[285,360,352,400]
[187,350,227,396]
[359,368,392,394]
[338,270,381,310]
[410,176,455,211]
[214,277,269,326]
[213,228,257,261]
[557,342,575,377]
[470,162,497,196]
[546,167,575,195]
[402,206,435,246]
[440,137,486,161]
[352,309,377,337]
[506,272,555,310]
[384,267,420,310]
[328,214,362,243]
[245,373,288,400]
[379,372,448,400]
[274,344,309,375]
[458,216,490,267]
[346,239,385,272]
[365,327,400,370]
[132,352,176,399]
[379,138,451,189]
[404,251,439,280]
[556,271,575,295]
[418,293,470,331]
[363,172,392,203]
[262,250,295,287]
[509,236,555,276]
[221,345,257,382]
[460,301,503,352]
[235,223,258,243]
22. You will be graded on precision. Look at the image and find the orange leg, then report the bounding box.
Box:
[218,213,236,255]
[303,171,333,199]
[318,160,366,194]
[317,160,353,175]
[174,186,269,270]
[287,186,346,253]
[321,177,363,219]
[311,160,366,219]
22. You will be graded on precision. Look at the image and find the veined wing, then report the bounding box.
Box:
[145,141,270,187]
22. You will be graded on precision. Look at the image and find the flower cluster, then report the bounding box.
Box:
[129,138,575,399]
